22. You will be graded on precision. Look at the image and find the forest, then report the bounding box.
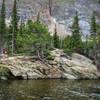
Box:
[0,0,100,68]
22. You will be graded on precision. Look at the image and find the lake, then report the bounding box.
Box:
[0,80,100,100]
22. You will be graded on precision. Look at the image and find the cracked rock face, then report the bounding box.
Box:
[1,49,100,80]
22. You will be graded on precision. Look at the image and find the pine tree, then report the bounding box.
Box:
[0,0,6,54]
[53,26,59,48]
[71,11,83,53]
[11,0,18,55]
[90,12,97,34]
[72,11,80,34]
[90,12,97,65]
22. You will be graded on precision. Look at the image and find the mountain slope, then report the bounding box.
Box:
[0,0,100,35]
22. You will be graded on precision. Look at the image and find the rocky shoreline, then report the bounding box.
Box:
[0,49,100,80]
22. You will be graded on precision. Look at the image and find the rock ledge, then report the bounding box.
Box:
[1,49,100,80]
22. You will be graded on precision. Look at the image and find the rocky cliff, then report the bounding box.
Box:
[0,0,100,36]
[0,49,100,80]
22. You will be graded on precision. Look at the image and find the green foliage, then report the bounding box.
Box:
[82,37,93,56]
[89,12,98,61]
[0,1,99,61]
[63,48,73,55]
[0,0,6,36]
[0,0,6,54]
[62,36,74,54]
[44,49,54,60]
[90,12,97,34]
[46,54,54,60]
[72,11,80,34]
[97,24,100,35]
[53,28,60,48]
[63,36,72,49]
[11,0,18,33]
[62,11,83,54]
[97,35,100,52]
[16,20,53,58]
[0,65,11,77]
[71,11,83,52]
[10,0,18,52]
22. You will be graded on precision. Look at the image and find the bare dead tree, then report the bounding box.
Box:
[49,0,52,16]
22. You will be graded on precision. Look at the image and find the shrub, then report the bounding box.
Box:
[44,50,54,60]
[63,48,73,56]
[0,65,11,77]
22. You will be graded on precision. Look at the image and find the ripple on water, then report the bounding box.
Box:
[0,80,100,100]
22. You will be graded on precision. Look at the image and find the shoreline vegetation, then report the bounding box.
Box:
[0,0,100,80]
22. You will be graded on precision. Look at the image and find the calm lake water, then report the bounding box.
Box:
[0,80,100,100]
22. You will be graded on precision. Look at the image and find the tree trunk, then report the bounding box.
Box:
[0,39,4,58]
[0,45,3,55]
[93,33,97,66]
[49,0,52,16]
[37,49,41,60]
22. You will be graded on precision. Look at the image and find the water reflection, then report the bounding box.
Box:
[0,80,100,100]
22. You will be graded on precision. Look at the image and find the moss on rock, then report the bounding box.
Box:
[0,64,12,79]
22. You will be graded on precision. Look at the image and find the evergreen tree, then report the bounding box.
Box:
[6,25,12,54]
[19,21,26,33]
[53,26,59,48]
[90,12,97,65]
[11,0,18,55]
[62,36,73,54]
[17,20,52,59]
[90,12,97,34]
[71,11,83,53]
[72,11,80,34]
[0,0,6,54]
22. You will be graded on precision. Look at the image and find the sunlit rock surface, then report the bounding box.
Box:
[1,49,100,80]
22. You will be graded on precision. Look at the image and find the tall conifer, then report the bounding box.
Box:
[0,0,6,54]
[71,11,82,52]
[53,26,59,48]
[90,12,97,65]
[11,0,18,55]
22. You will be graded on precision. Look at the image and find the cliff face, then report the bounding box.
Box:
[1,49,100,80]
[0,0,100,36]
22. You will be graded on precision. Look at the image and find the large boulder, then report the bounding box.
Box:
[1,49,100,80]
[51,49,100,79]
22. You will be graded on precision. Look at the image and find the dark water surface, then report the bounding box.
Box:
[0,80,100,100]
